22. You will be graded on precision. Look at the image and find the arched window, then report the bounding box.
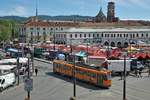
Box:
[117,42,122,48]
[104,41,109,46]
[111,42,115,47]
[124,42,128,48]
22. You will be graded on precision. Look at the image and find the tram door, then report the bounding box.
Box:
[97,74,103,86]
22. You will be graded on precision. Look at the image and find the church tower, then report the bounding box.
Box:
[107,0,115,22]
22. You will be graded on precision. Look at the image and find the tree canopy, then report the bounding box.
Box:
[0,20,19,42]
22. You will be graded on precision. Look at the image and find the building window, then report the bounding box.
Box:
[30,28,33,30]
[70,34,72,38]
[51,28,53,30]
[75,34,77,38]
[80,34,82,38]
[107,34,109,37]
[133,34,135,38]
[130,34,132,38]
[114,34,116,37]
[117,34,119,37]
[56,28,58,30]
[136,34,139,37]
[37,28,40,30]
[37,32,40,40]
[105,34,107,37]
[120,34,122,37]
[93,34,95,37]
[64,34,66,38]
[84,34,86,38]
[141,34,144,37]
[111,34,113,37]
[146,33,148,37]
[61,28,63,30]
[43,32,46,42]
[101,33,103,37]
[43,28,46,30]
[89,34,91,37]
[126,34,128,37]
[97,34,99,37]
[31,32,33,41]
[124,34,126,37]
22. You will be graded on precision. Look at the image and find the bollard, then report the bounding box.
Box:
[70,96,76,100]
[25,97,30,100]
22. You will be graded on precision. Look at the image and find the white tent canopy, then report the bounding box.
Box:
[0,65,16,70]
[0,58,28,64]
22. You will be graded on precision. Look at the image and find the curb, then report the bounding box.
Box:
[34,58,52,64]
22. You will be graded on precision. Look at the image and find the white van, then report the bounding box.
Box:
[0,65,16,92]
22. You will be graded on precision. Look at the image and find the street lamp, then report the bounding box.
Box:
[123,51,127,100]
[73,54,76,98]
[69,38,76,100]
[107,39,110,59]
[17,50,20,85]
[53,30,56,51]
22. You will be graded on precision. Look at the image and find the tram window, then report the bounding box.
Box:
[79,70,83,75]
[76,69,79,74]
[87,71,90,76]
[103,74,107,80]
[107,74,111,79]
[91,73,96,78]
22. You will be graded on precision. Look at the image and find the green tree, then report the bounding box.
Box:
[0,25,11,42]
[0,20,11,42]
[0,19,19,42]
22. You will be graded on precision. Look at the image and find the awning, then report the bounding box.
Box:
[75,51,86,57]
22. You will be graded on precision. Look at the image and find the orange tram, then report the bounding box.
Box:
[53,60,111,88]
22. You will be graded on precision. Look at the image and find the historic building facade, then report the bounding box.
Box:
[19,0,150,47]
[54,28,150,47]
[19,17,78,43]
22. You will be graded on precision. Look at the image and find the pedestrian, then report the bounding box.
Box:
[135,69,138,77]
[35,68,38,76]
[120,72,123,80]
[148,68,150,77]
[139,69,142,78]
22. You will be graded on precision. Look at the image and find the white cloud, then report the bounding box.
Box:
[9,6,27,16]
[0,5,28,16]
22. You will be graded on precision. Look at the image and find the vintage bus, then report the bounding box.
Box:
[53,60,111,88]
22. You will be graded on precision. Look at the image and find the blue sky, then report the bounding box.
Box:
[0,0,150,20]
